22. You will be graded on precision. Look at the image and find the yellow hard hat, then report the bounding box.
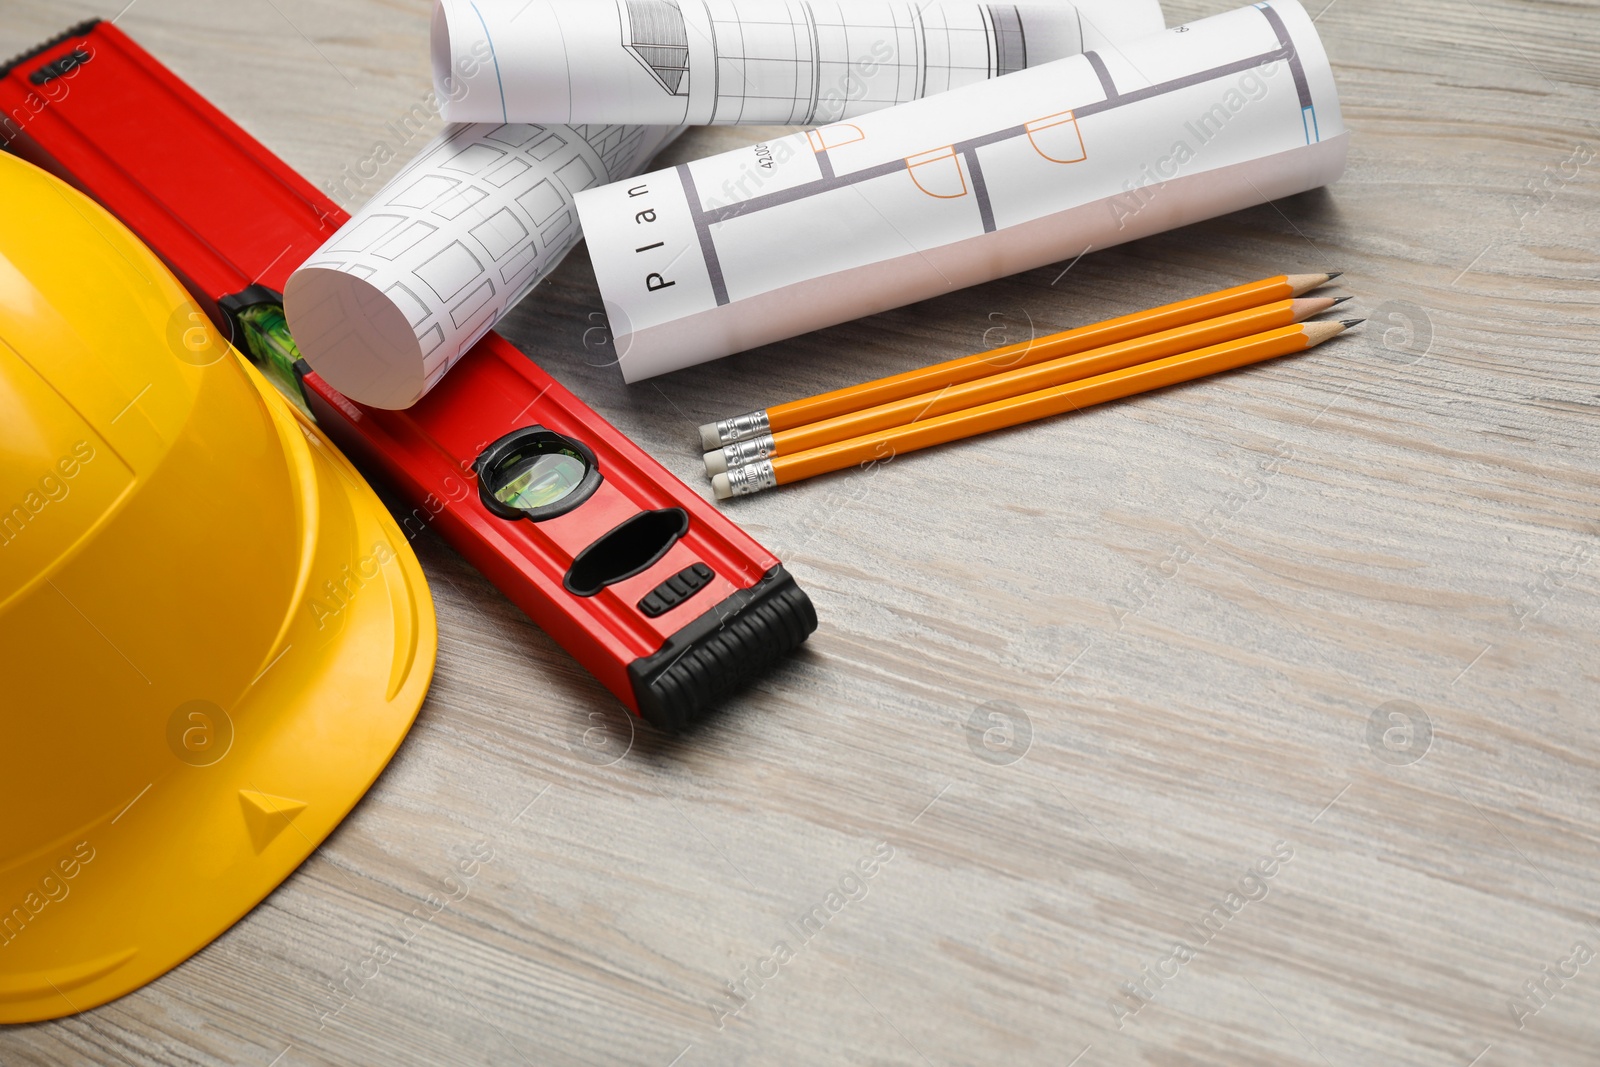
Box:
[0,153,437,1022]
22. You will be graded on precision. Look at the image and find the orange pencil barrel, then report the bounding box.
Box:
[758,298,1320,463]
[766,276,1306,430]
[698,274,1337,452]
[710,323,1342,497]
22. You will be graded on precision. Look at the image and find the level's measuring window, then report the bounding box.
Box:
[494,451,588,510]
[475,427,603,522]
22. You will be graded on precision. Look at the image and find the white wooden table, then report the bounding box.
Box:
[3,1,1597,1064]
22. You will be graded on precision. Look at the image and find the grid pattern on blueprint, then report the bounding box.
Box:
[572,124,653,183]
[700,1,1019,125]
[704,0,814,124]
[805,3,923,123]
[303,122,656,392]
[915,4,1014,99]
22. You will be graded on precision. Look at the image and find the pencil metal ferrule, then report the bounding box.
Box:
[725,459,778,497]
[712,410,771,446]
[721,434,777,469]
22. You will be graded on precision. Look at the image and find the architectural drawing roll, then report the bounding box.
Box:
[432,0,1166,126]
[285,122,678,409]
[576,0,1349,383]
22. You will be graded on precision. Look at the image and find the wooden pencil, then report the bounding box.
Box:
[704,296,1347,474]
[711,320,1362,499]
[697,272,1342,450]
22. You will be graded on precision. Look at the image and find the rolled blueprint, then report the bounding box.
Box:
[432,0,1165,126]
[575,0,1349,382]
[285,123,678,409]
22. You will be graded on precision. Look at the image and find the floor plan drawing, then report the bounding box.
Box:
[433,0,1164,125]
[574,0,1349,382]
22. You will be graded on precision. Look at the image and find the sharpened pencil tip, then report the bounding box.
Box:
[1331,295,1352,307]
[1326,271,1343,281]
[1341,319,1365,328]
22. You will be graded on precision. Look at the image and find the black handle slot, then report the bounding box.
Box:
[564,508,690,597]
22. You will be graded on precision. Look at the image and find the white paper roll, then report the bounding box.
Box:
[433,0,1165,126]
[285,122,677,409]
[575,0,1349,383]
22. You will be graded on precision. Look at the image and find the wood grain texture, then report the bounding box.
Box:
[3,1,1598,1065]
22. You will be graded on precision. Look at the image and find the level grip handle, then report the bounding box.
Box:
[629,566,816,731]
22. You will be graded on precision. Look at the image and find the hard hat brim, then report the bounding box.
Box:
[0,361,438,1023]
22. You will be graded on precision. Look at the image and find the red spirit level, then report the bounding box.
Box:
[1,20,815,730]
